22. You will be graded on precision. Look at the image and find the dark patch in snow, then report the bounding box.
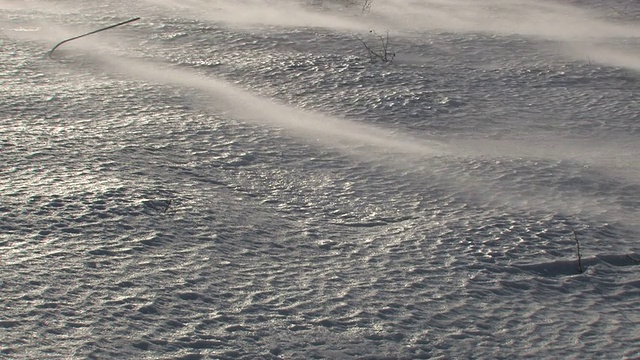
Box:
[514,253,640,276]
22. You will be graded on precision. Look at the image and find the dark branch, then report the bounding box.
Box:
[48,17,140,58]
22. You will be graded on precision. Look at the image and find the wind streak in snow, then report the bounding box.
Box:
[98,56,446,158]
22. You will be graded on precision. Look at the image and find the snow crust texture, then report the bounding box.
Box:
[1,0,639,359]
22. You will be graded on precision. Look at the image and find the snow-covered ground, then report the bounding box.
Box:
[1,0,639,358]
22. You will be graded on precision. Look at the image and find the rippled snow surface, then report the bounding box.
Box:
[1,0,639,359]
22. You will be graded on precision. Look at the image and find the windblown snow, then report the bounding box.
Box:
[1,0,639,359]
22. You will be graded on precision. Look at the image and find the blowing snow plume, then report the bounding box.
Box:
[142,0,640,70]
[98,56,445,158]
[370,0,640,70]
[54,50,637,227]
[141,0,640,39]
[142,0,371,31]
[371,0,638,38]
[3,0,638,226]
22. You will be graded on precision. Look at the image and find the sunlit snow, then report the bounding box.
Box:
[1,0,639,359]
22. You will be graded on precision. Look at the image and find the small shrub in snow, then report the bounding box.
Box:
[361,0,374,14]
[356,30,396,63]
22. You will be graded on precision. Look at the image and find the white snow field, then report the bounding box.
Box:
[1,0,639,358]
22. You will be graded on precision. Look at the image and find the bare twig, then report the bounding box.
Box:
[355,34,378,62]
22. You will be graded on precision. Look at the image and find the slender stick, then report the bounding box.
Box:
[573,229,584,274]
[48,17,140,57]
